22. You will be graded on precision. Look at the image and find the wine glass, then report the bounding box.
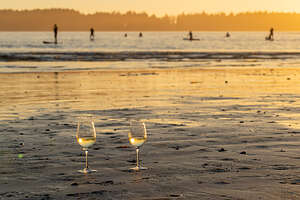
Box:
[128,120,148,170]
[76,118,97,173]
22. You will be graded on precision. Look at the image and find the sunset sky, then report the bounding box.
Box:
[2,0,300,16]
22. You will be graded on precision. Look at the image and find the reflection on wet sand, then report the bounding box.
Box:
[1,67,300,199]
[1,67,300,116]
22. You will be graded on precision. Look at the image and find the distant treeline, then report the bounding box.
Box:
[1,9,300,31]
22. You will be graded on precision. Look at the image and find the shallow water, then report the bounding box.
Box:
[1,32,300,72]
[2,31,300,52]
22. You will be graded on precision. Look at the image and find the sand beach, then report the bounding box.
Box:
[1,66,300,199]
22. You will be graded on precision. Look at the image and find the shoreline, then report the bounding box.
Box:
[2,51,300,62]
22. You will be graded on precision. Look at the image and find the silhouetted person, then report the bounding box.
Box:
[226,32,230,38]
[189,31,193,40]
[139,32,143,37]
[90,28,95,40]
[269,27,274,40]
[53,24,58,44]
[266,27,274,40]
[124,33,127,37]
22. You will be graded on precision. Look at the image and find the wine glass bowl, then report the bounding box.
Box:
[76,118,97,173]
[77,136,96,150]
[128,120,148,170]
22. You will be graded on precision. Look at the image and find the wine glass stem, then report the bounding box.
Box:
[85,150,89,169]
[136,147,139,169]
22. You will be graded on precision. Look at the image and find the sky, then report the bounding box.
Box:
[2,0,300,16]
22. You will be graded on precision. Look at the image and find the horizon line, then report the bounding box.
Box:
[1,8,300,17]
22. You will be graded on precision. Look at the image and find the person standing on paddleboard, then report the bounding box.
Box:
[54,24,58,44]
[189,31,193,40]
[269,27,274,40]
[90,28,95,40]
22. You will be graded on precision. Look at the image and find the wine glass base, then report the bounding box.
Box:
[130,166,148,171]
[78,168,97,174]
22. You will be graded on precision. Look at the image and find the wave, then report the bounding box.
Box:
[1,51,300,62]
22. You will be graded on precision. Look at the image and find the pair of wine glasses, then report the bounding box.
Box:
[76,119,147,173]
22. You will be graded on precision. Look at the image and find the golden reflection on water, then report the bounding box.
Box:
[276,113,300,129]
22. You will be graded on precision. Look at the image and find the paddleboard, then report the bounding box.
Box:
[43,41,60,44]
[183,38,200,41]
[265,37,274,41]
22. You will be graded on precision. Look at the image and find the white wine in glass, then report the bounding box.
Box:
[76,119,97,173]
[128,120,148,170]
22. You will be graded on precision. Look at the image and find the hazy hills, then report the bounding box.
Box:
[1,9,300,31]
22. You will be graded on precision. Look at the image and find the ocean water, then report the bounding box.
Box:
[1,31,300,72]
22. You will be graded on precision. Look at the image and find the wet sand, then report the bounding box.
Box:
[1,66,300,199]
